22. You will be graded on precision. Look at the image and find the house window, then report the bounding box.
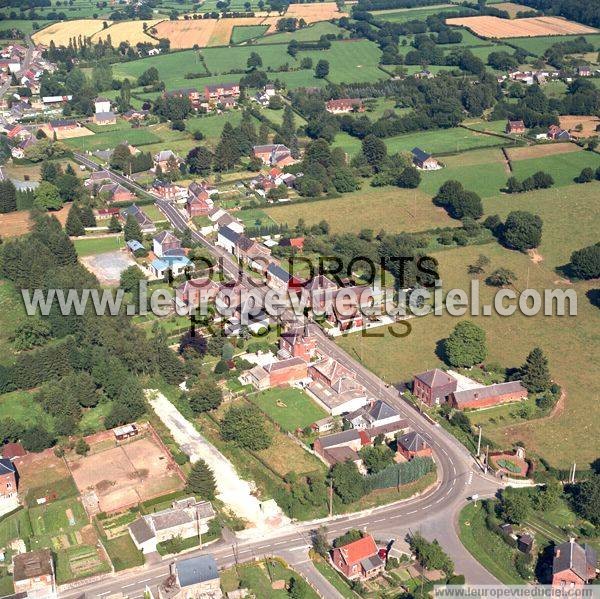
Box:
[6,483,11,489]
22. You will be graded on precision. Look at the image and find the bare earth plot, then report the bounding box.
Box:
[79,250,136,286]
[505,142,580,160]
[492,2,532,17]
[32,20,108,45]
[154,19,218,48]
[559,115,600,138]
[67,433,184,514]
[446,15,597,38]
[0,210,31,238]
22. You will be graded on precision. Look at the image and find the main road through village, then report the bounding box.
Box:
[65,155,506,599]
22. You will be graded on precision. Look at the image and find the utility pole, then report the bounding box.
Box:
[477,425,482,458]
[328,478,333,518]
[485,444,489,474]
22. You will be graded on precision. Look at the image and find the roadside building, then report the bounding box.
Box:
[450,381,527,410]
[13,549,56,599]
[158,554,221,599]
[412,369,457,406]
[279,327,317,362]
[332,535,385,580]
[552,539,597,588]
[396,431,432,460]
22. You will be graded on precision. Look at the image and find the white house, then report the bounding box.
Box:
[216,226,240,254]
[94,97,111,114]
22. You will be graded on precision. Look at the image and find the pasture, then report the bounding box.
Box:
[265,186,459,234]
[373,4,475,22]
[446,15,598,39]
[230,25,268,44]
[508,33,600,56]
[74,236,124,257]
[261,21,345,44]
[64,127,161,152]
[0,20,54,34]
[337,230,600,467]
[491,2,532,17]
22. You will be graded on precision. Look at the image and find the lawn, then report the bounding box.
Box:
[264,186,459,234]
[103,534,144,571]
[230,24,269,44]
[249,387,328,432]
[64,127,161,152]
[459,502,528,585]
[28,498,87,539]
[74,235,124,256]
[312,556,357,599]
[336,234,600,467]
[201,44,295,75]
[185,111,247,147]
[220,559,320,598]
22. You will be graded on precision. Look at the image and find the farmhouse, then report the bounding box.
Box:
[129,497,215,554]
[252,144,294,168]
[413,369,458,406]
[153,179,187,201]
[412,147,440,170]
[396,431,432,461]
[122,108,150,121]
[13,549,56,598]
[450,381,527,410]
[93,111,116,126]
[243,356,309,389]
[325,98,365,114]
[506,119,525,134]
[158,555,221,599]
[552,539,597,588]
[98,182,135,203]
[332,535,385,580]
[0,458,17,498]
[548,125,571,141]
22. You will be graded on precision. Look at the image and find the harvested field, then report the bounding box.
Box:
[0,210,31,238]
[154,18,218,48]
[492,2,531,17]
[67,432,184,514]
[559,115,600,138]
[446,15,597,38]
[55,126,94,140]
[92,19,162,45]
[505,142,580,160]
[210,18,268,46]
[32,20,107,46]
[272,2,346,31]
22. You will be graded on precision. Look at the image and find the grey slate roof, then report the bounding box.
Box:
[452,381,526,407]
[412,147,431,162]
[219,226,240,244]
[129,518,154,545]
[414,368,456,388]
[397,431,428,452]
[0,458,15,475]
[317,429,361,449]
[553,540,597,581]
[267,262,291,283]
[177,554,219,587]
[361,554,384,572]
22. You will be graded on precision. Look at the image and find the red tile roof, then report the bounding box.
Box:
[338,535,378,566]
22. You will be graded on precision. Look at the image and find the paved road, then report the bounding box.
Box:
[0,36,35,99]
[69,155,505,598]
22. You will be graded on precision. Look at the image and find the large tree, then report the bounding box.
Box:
[444,320,487,367]
[331,460,365,504]
[502,211,542,251]
[361,134,387,172]
[520,347,551,393]
[186,146,213,176]
[186,380,223,414]
[220,404,272,450]
[34,181,63,211]
[123,213,142,242]
[65,203,85,237]
[568,243,600,280]
[570,474,600,526]
[186,459,217,500]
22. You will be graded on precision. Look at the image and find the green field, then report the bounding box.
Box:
[28,498,87,539]
[265,186,458,234]
[64,127,161,152]
[508,34,600,56]
[230,25,269,44]
[372,4,476,22]
[0,390,54,429]
[103,535,144,571]
[201,44,296,75]
[334,126,508,158]
[248,387,328,432]
[261,21,346,44]
[0,19,54,34]
[73,236,124,256]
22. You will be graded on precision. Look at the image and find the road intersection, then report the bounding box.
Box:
[67,154,506,598]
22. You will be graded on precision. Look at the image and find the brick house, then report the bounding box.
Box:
[413,369,457,406]
[235,234,271,270]
[153,150,181,172]
[325,98,365,114]
[252,144,294,167]
[264,357,308,387]
[164,87,201,109]
[506,119,526,134]
[204,82,240,101]
[13,549,56,598]
[186,192,213,218]
[451,381,527,410]
[332,535,385,580]
[313,429,369,467]
[552,539,597,588]
[98,182,135,203]
[175,278,220,311]
[153,179,187,201]
[548,125,571,141]
[396,431,432,460]
[0,458,17,498]
[279,326,317,362]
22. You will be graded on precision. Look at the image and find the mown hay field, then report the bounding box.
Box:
[91,19,162,45]
[446,15,598,38]
[32,19,107,45]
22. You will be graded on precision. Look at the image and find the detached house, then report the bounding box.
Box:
[413,369,457,406]
[552,539,597,588]
[332,535,385,580]
[13,549,56,599]
[325,98,365,114]
[153,230,182,258]
[186,192,213,218]
[411,147,440,170]
[345,400,400,430]
[548,125,571,141]
[396,431,432,460]
[158,554,221,599]
[252,144,295,168]
[153,149,181,172]
[506,119,525,134]
[0,458,17,498]
[120,204,156,233]
[164,87,201,109]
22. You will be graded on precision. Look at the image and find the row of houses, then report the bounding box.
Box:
[505,119,572,141]
[412,368,528,410]
[499,65,597,87]
[164,82,240,112]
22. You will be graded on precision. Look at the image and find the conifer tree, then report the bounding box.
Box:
[65,204,85,236]
[186,459,216,500]
[520,347,551,392]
